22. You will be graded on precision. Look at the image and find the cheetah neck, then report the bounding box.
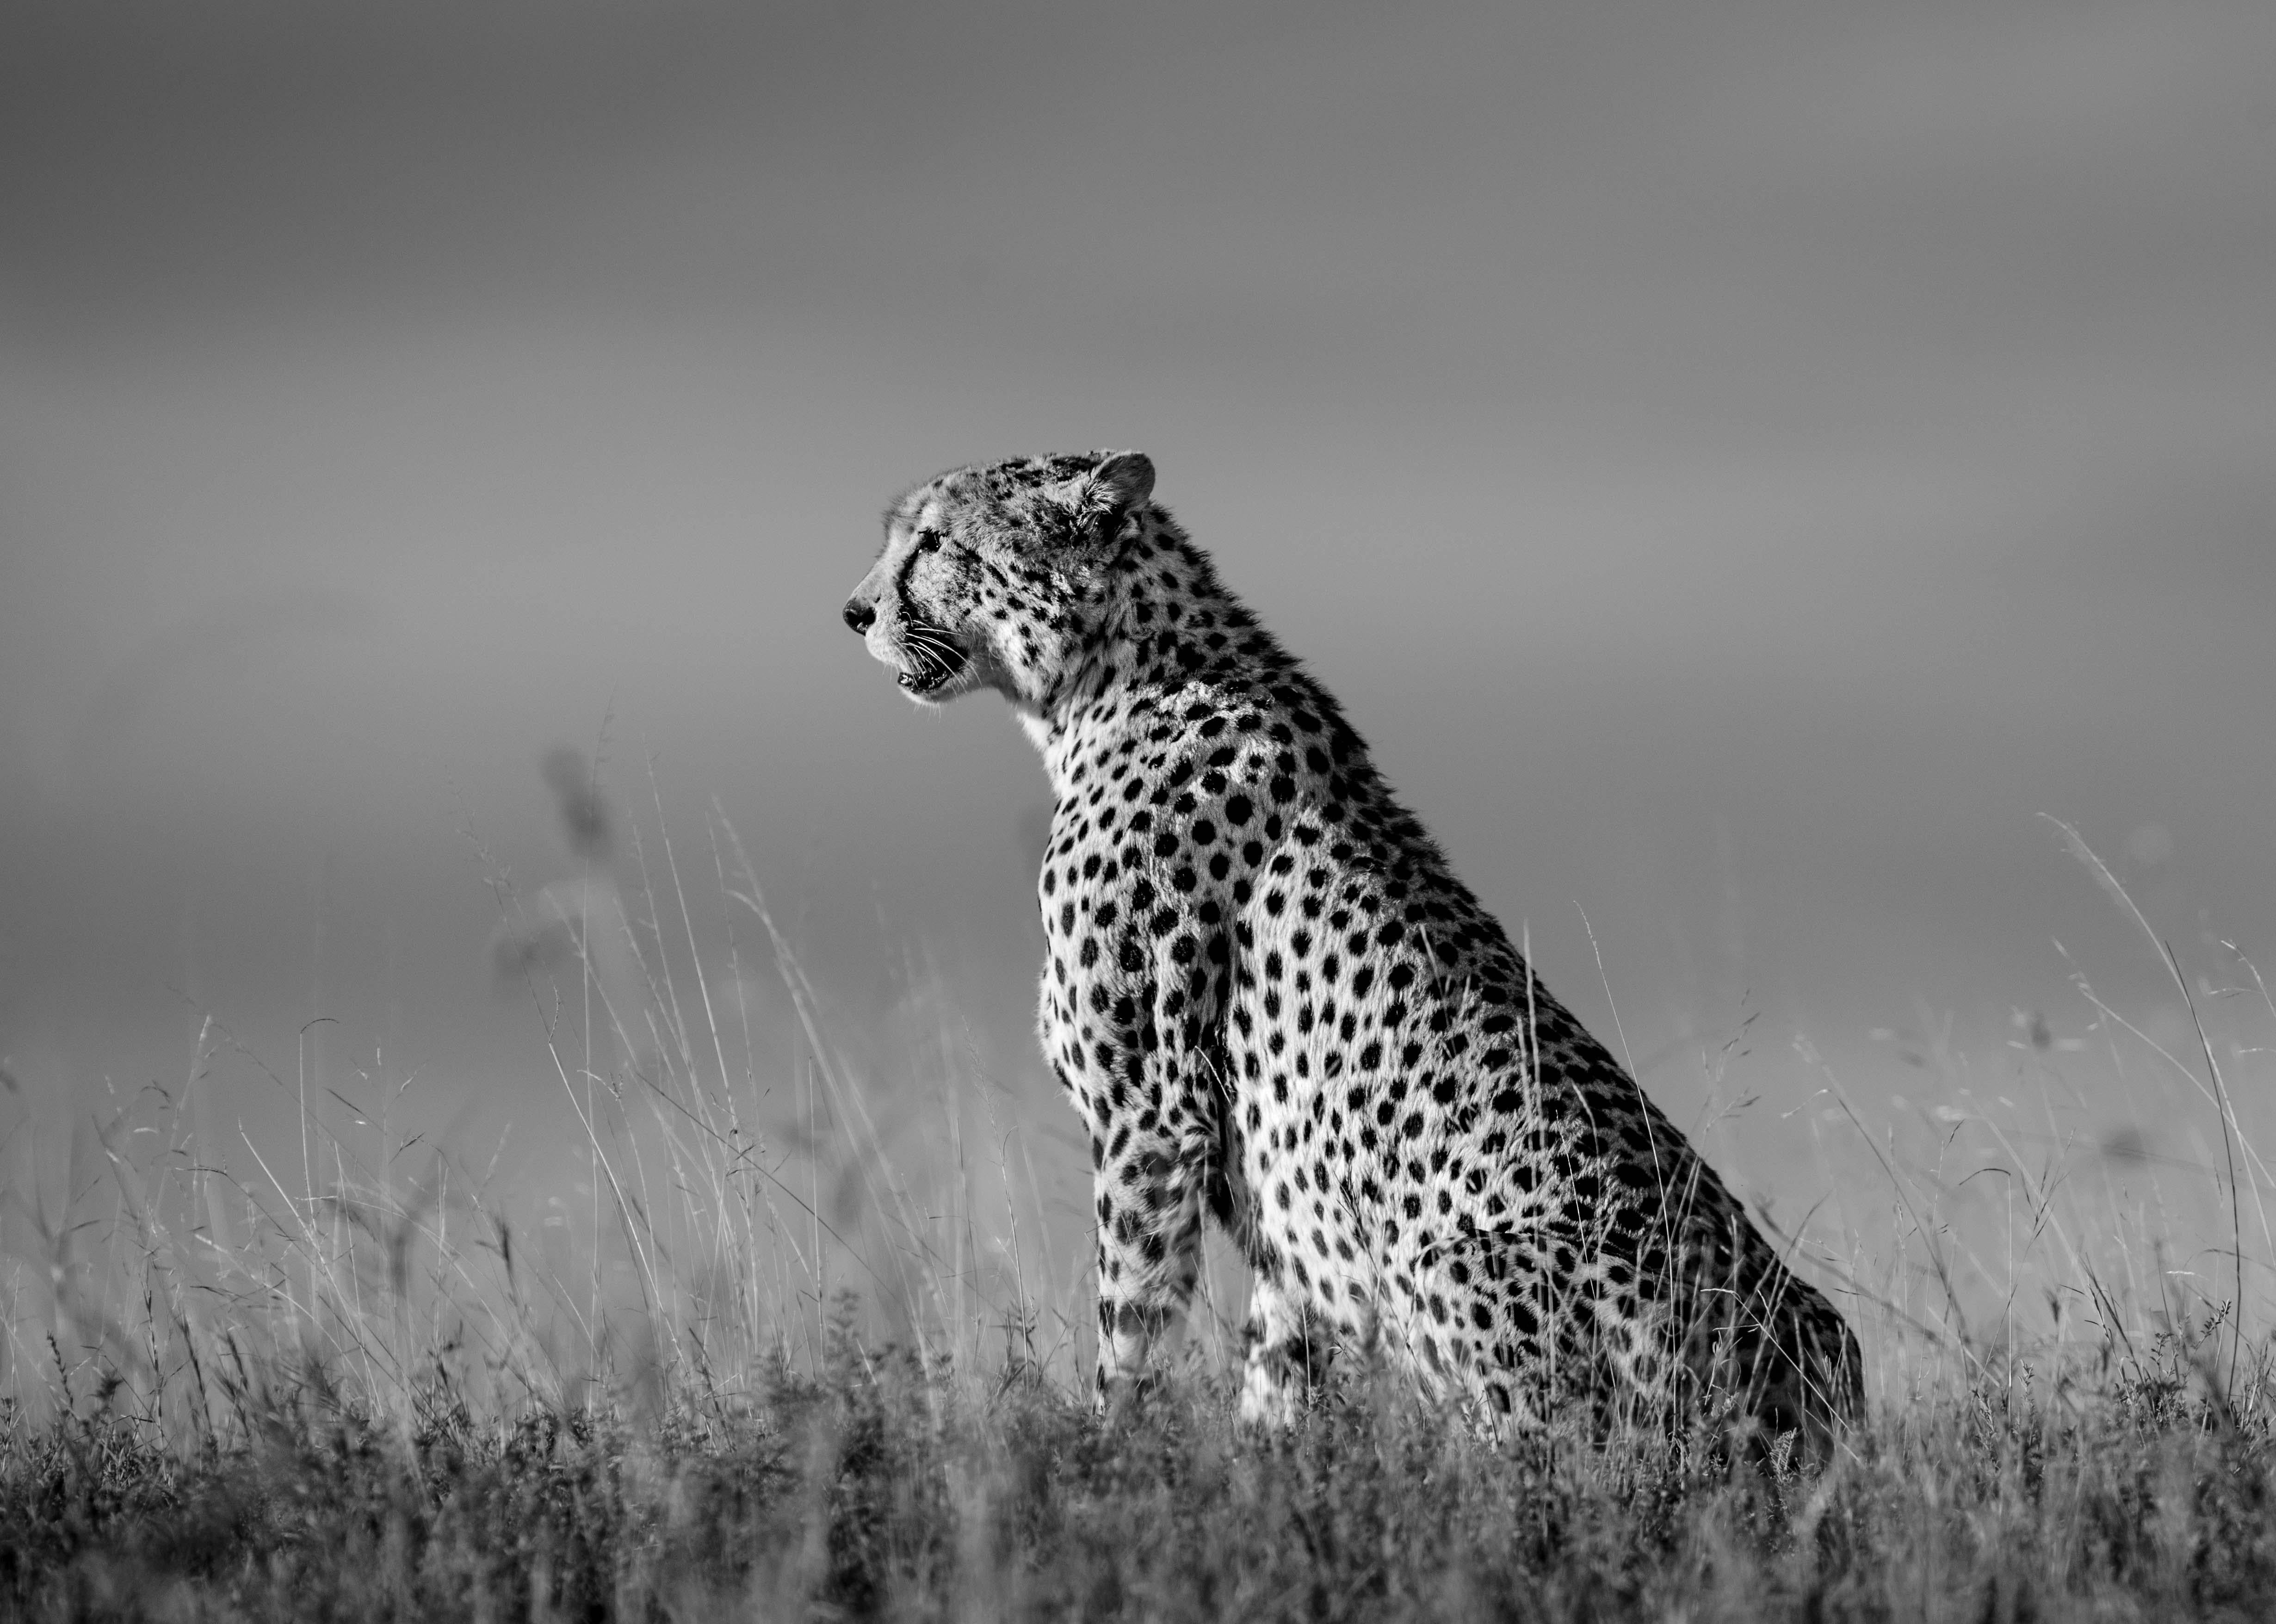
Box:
[1020,519,1298,795]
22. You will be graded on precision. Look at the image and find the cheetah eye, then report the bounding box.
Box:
[914,530,944,555]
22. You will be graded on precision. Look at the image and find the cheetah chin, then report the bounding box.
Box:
[892,622,968,698]
[875,606,970,700]
[844,450,1863,1458]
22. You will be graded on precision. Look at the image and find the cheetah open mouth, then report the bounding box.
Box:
[896,624,970,695]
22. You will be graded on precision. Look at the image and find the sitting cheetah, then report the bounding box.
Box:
[844,451,1862,1449]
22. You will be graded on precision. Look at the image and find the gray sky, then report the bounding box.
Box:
[3,0,2273,1210]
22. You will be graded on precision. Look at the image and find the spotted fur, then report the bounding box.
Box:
[844,451,1862,1449]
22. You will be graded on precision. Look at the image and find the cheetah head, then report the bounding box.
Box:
[842,450,1155,713]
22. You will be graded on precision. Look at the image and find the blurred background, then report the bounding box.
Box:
[3,0,2274,1381]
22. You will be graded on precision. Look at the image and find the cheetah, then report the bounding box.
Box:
[843,450,1862,1451]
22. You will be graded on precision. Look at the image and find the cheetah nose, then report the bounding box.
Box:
[842,599,876,635]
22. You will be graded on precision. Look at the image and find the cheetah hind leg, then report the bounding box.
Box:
[1237,1277,1332,1428]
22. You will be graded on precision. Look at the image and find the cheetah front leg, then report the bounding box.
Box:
[1091,1123,1211,1409]
[1084,926,1233,1410]
[1237,1273,1330,1427]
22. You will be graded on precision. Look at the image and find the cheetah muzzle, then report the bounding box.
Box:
[844,450,1863,1455]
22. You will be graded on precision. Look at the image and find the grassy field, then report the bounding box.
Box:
[6,791,2275,1620]
[6,1321,2275,1620]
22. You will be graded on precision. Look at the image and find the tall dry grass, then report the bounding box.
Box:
[7,763,2275,1434]
[5,760,2276,1618]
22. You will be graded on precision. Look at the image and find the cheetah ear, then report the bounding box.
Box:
[1079,451,1154,521]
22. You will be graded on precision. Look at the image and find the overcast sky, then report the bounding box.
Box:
[3,0,2272,1213]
